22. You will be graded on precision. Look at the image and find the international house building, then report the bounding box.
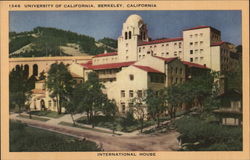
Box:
[9,14,241,113]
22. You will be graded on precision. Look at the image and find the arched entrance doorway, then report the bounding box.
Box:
[40,99,46,110]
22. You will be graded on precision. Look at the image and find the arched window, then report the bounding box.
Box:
[24,64,29,77]
[33,64,38,76]
[129,31,132,39]
[125,32,128,40]
[15,65,21,71]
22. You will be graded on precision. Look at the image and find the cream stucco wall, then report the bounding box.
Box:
[134,55,165,73]
[107,66,148,113]
[210,46,221,72]
[137,40,183,60]
[68,63,84,77]
[92,55,118,65]
[183,28,211,67]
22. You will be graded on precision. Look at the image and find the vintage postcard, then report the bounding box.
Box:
[0,0,249,160]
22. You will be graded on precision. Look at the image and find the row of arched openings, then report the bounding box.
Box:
[15,64,38,77]
[125,31,132,40]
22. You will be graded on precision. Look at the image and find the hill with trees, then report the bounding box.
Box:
[9,27,117,57]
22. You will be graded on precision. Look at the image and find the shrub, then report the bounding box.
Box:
[176,116,242,151]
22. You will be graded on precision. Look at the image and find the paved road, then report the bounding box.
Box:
[10,113,180,151]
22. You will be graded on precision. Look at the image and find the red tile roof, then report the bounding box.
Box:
[211,41,225,46]
[94,52,118,58]
[80,61,135,70]
[133,65,163,73]
[182,61,208,69]
[138,37,183,46]
[81,60,93,69]
[154,56,177,63]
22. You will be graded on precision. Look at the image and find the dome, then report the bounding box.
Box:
[125,14,144,27]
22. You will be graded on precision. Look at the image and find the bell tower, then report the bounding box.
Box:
[118,14,149,62]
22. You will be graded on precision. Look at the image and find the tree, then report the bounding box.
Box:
[102,99,118,134]
[130,90,147,133]
[163,85,184,120]
[82,72,106,128]
[9,69,32,113]
[46,62,73,114]
[145,89,166,127]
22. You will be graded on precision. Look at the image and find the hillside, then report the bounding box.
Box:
[9,27,117,57]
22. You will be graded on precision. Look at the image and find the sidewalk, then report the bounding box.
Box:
[10,112,177,137]
[9,113,180,151]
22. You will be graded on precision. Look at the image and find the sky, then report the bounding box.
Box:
[10,10,242,45]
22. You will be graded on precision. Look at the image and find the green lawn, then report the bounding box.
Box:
[59,121,121,135]
[17,114,50,122]
[10,120,101,151]
[30,111,64,118]
[76,115,168,133]
[76,111,186,133]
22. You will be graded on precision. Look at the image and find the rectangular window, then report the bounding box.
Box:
[190,35,193,38]
[200,33,203,37]
[195,42,198,46]
[179,42,182,48]
[121,90,125,97]
[200,57,204,61]
[129,90,134,97]
[200,49,204,53]
[180,68,183,74]
[174,51,177,56]
[121,103,126,113]
[190,42,193,46]
[200,41,203,45]
[190,58,193,62]
[195,57,198,62]
[129,74,134,81]
[137,90,143,98]
[190,50,193,54]
[138,47,141,53]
